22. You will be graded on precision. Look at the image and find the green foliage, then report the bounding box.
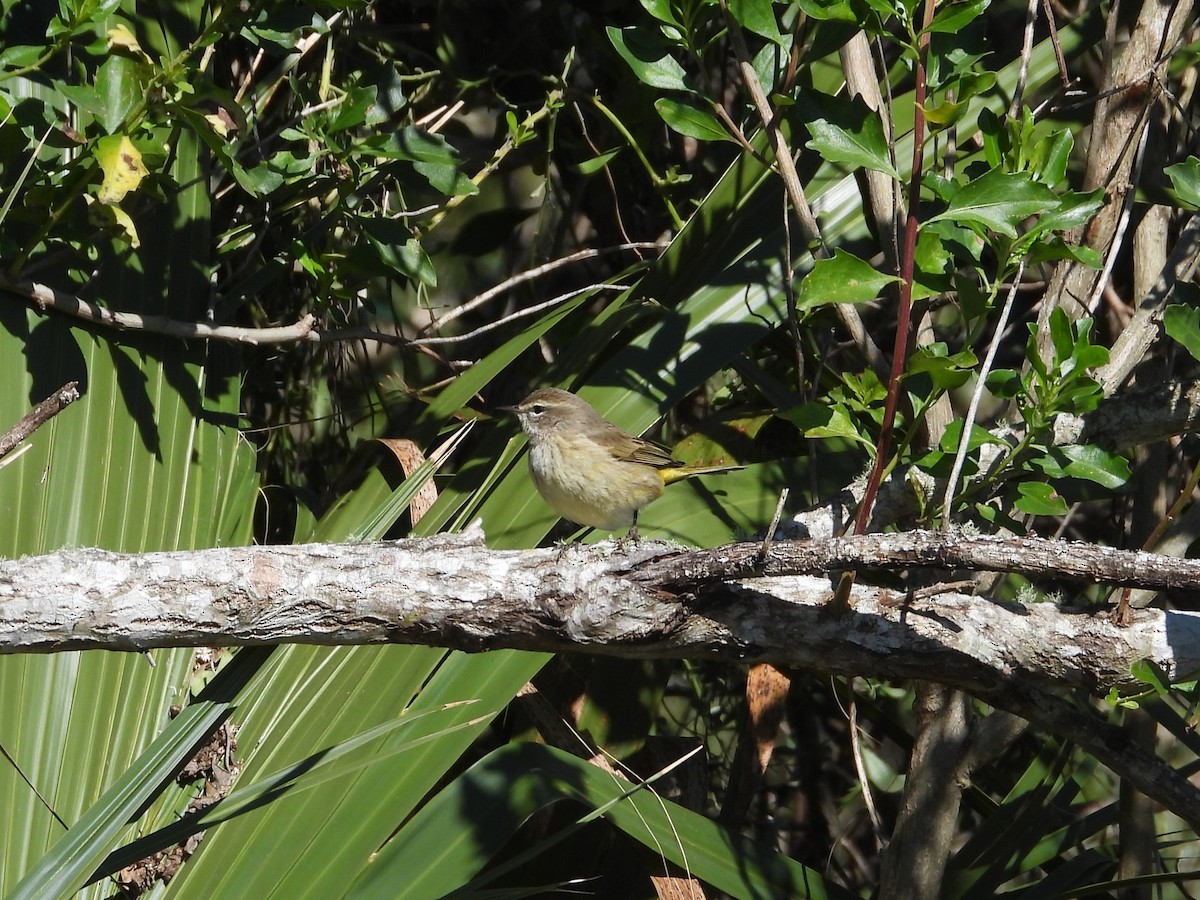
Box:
[1165,156,1200,210]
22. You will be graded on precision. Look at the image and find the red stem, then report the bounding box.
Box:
[851,1,934,536]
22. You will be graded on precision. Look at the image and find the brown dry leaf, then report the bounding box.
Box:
[377,437,438,525]
[747,662,789,771]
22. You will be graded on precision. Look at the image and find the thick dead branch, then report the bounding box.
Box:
[1,530,1198,682]
[1054,376,1200,449]
[4,528,1200,829]
[638,530,1200,594]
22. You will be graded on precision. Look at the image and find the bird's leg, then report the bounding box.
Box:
[627,512,641,543]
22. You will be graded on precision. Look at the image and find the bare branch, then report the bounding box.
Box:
[3,530,1199,675]
[637,530,1200,594]
[0,382,79,461]
[419,243,660,335]
[5,530,1200,829]
[1,275,320,345]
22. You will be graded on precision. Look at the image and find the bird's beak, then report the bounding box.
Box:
[497,404,520,414]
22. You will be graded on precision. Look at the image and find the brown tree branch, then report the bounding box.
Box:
[3,528,1200,830]
[636,530,1200,594]
[0,381,80,461]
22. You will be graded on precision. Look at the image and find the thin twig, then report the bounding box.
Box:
[1086,115,1152,314]
[0,382,80,461]
[1008,0,1041,118]
[409,283,629,347]
[2,274,626,350]
[1039,0,1072,91]
[848,695,886,847]
[420,243,659,335]
[720,2,888,379]
[942,261,1026,526]
[758,488,790,561]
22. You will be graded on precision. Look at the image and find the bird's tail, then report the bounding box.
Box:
[659,464,745,485]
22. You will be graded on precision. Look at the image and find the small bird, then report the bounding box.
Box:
[502,387,742,538]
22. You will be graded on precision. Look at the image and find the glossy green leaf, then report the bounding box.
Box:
[784,404,873,447]
[1014,482,1069,516]
[729,0,785,45]
[929,170,1058,238]
[794,0,863,22]
[1031,129,1073,186]
[1130,659,1171,696]
[606,25,690,91]
[576,147,622,173]
[95,55,140,133]
[654,96,730,142]
[639,0,682,28]
[1057,444,1131,489]
[1165,157,1200,209]
[800,91,901,179]
[1163,305,1200,363]
[798,248,901,308]
[925,0,989,33]
[1034,189,1104,234]
[908,344,979,391]
[0,45,45,68]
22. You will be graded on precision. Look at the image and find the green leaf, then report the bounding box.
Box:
[1130,659,1170,696]
[95,54,140,133]
[986,368,1022,399]
[939,419,1004,453]
[925,0,990,33]
[1048,305,1074,363]
[373,127,477,196]
[576,147,622,174]
[1015,482,1069,516]
[783,403,873,447]
[1027,236,1102,267]
[798,248,901,308]
[1164,304,1200,363]
[606,25,690,91]
[654,96,730,142]
[10,650,271,900]
[799,91,901,180]
[729,0,785,45]
[907,344,978,391]
[0,124,253,896]
[639,0,682,28]
[1035,189,1104,233]
[928,170,1058,238]
[1165,157,1200,210]
[1057,444,1130,488]
[794,0,864,21]
[234,160,285,196]
[1031,129,1073,185]
[0,45,45,68]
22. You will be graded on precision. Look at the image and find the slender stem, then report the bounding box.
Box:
[941,262,1026,525]
[851,0,935,537]
[587,95,684,230]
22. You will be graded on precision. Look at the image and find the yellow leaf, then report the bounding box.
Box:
[84,195,141,247]
[94,134,148,204]
[204,112,230,138]
[106,24,148,59]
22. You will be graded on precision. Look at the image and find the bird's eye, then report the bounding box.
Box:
[530,404,545,415]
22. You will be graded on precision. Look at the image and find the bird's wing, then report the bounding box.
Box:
[610,431,682,468]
